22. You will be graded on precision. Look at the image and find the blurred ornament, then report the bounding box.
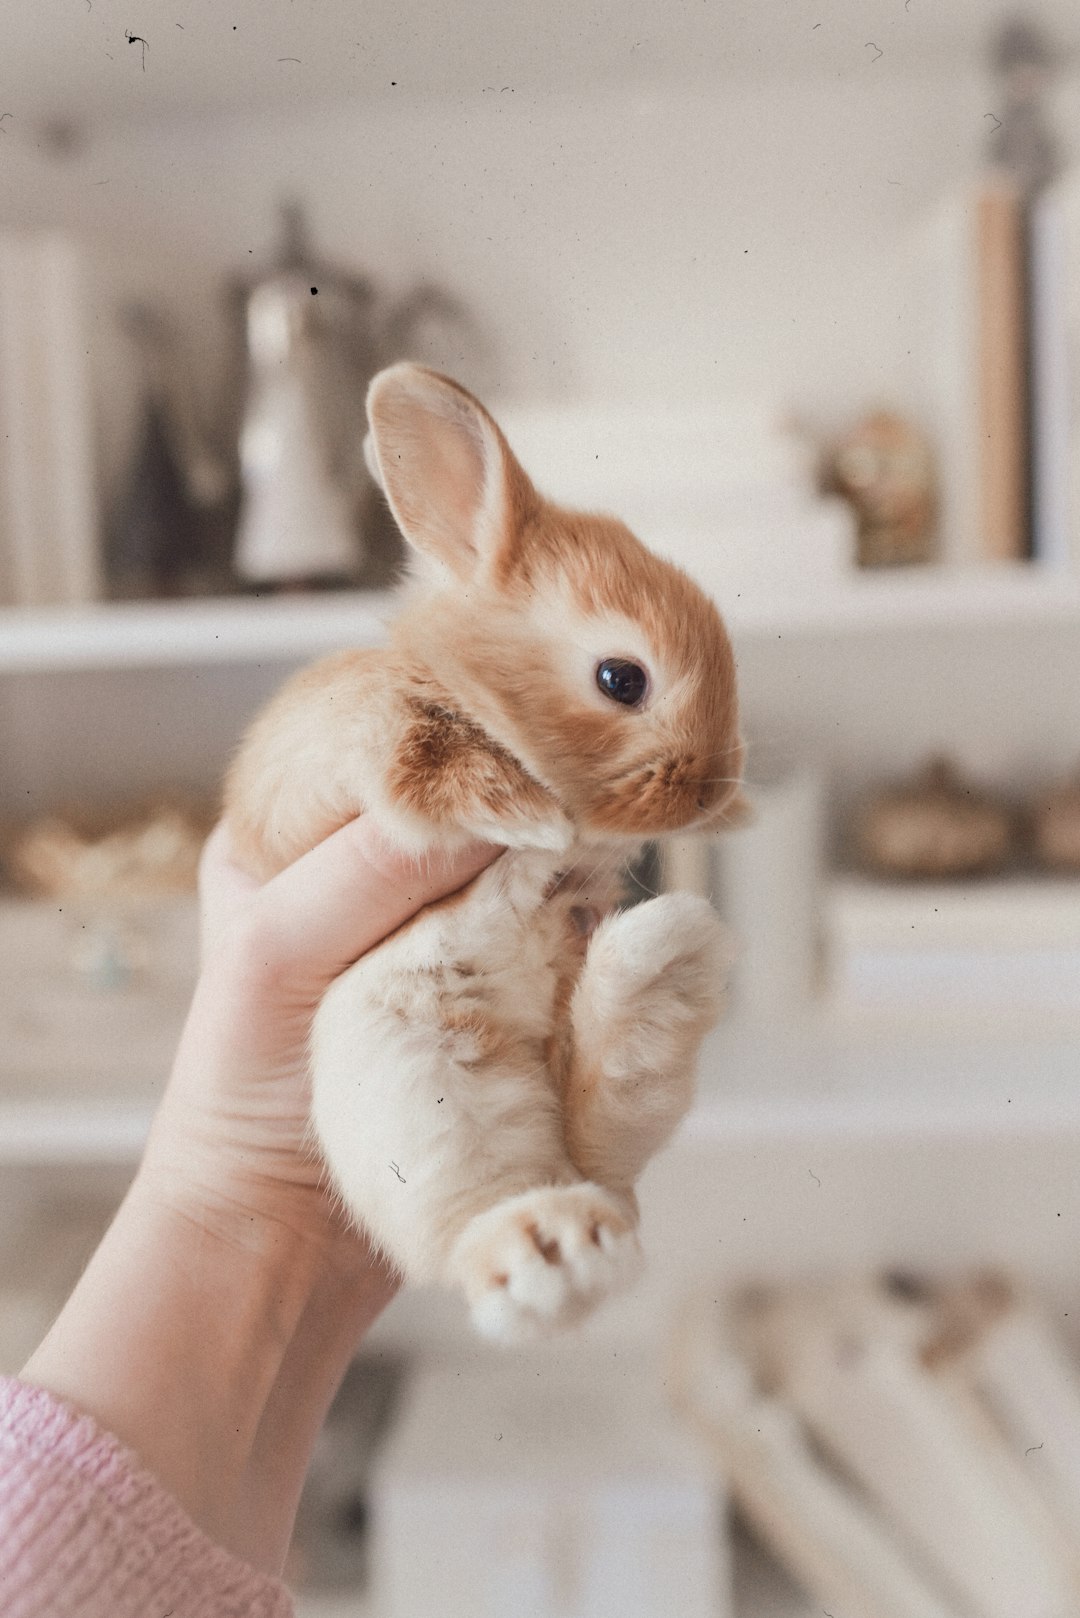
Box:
[855,757,1013,879]
[230,202,493,590]
[4,799,212,901]
[232,205,376,588]
[826,410,936,568]
[1032,768,1080,872]
[988,18,1061,196]
[108,304,235,599]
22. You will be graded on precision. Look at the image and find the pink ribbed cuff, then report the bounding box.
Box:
[0,1377,294,1618]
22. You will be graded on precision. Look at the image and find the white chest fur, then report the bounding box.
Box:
[311,845,627,1279]
[310,834,726,1342]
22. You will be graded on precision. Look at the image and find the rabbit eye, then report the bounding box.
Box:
[596,658,648,707]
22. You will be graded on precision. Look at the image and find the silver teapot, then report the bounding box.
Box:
[232,202,487,588]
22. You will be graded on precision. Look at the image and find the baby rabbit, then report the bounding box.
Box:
[225,364,744,1341]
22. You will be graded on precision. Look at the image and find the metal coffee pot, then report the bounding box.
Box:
[232,202,484,588]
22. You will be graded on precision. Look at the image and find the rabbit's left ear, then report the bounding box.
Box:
[365,363,536,582]
[362,430,383,491]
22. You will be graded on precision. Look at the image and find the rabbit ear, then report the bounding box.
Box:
[362,430,384,491]
[366,364,535,581]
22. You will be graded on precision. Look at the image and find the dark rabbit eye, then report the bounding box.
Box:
[596,658,648,707]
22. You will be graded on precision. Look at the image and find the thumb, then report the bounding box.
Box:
[225,817,499,1001]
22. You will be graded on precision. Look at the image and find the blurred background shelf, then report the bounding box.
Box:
[8,1005,1080,1167]
[728,563,1080,636]
[0,1095,154,1166]
[10,0,1080,130]
[291,1523,815,1618]
[0,590,393,672]
[2,566,1079,673]
[5,5,1080,1612]
[692,1010,1080,1143]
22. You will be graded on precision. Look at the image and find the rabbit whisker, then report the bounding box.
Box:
[625,867,663,900]
[562,850,619,909]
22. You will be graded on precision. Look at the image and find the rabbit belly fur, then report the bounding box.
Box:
[312,842,730,1342]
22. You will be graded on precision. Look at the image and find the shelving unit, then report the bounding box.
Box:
[291,1528,814,1618]
[0,590,394,673]
[693,1009,1080,1142]
[3,565,1080,1170]
[728,563,1080,636]
[3,561,1079,1614]
[5,6,1080,1607]
[6,1001,1080,1168]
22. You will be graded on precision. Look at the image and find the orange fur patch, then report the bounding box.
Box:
[224,647,389,877]
[388,697,558,828]
[514,507,741,821]
[438,1000,534,1070]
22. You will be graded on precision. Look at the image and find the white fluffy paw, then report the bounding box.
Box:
[449,1183,642,1343]
[468,809,574,855]
[582,892,734,1040]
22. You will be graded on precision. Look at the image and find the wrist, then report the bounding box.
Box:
[21,1173,339,1561]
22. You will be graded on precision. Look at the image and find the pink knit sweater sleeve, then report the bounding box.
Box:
[0,1377,294,1618]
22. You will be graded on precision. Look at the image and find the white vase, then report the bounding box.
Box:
[713,755,825,1017]
[234,366,361,583]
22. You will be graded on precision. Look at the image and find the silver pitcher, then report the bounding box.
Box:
[232,203,488,588]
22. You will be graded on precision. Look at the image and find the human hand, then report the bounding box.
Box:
[140,817,498,1268]
[23,815,498,1572]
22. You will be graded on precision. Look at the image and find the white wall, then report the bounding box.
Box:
[0,65,1036,504]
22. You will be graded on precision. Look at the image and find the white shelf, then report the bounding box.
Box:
[295,1595,373,1618]
[0,591,393,673]
[2,568,1079,674]
[688,1006,1080,1144]
[293,1525,809,1618]
[6,1005,1080,1167]
[728,564,1080,638]
[0,1097,153,1166]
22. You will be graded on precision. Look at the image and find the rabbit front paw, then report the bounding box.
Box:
[564,895,733,1186]
[448,1183,642,1342]
[577,893,733,1065]
[466,807,575,855]
[388,701,575,855]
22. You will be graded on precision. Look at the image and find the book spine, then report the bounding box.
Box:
[977,180,1030,560]
[0,270,11,607]
[971,1307,1080,1540]
[911,195,980,565]
[659,834,714,900]
[672,1298,958,1618]
[38,236,102,603]
[746,1287,1080,1618]
[0,238,47,604]
[0,234,100,606]
[1028,193,1072,567]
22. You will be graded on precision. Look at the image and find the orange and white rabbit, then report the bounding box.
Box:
[224,364,744,1341]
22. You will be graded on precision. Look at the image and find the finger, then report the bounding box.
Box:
[198,821,260,960]
[240,817,500,996]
